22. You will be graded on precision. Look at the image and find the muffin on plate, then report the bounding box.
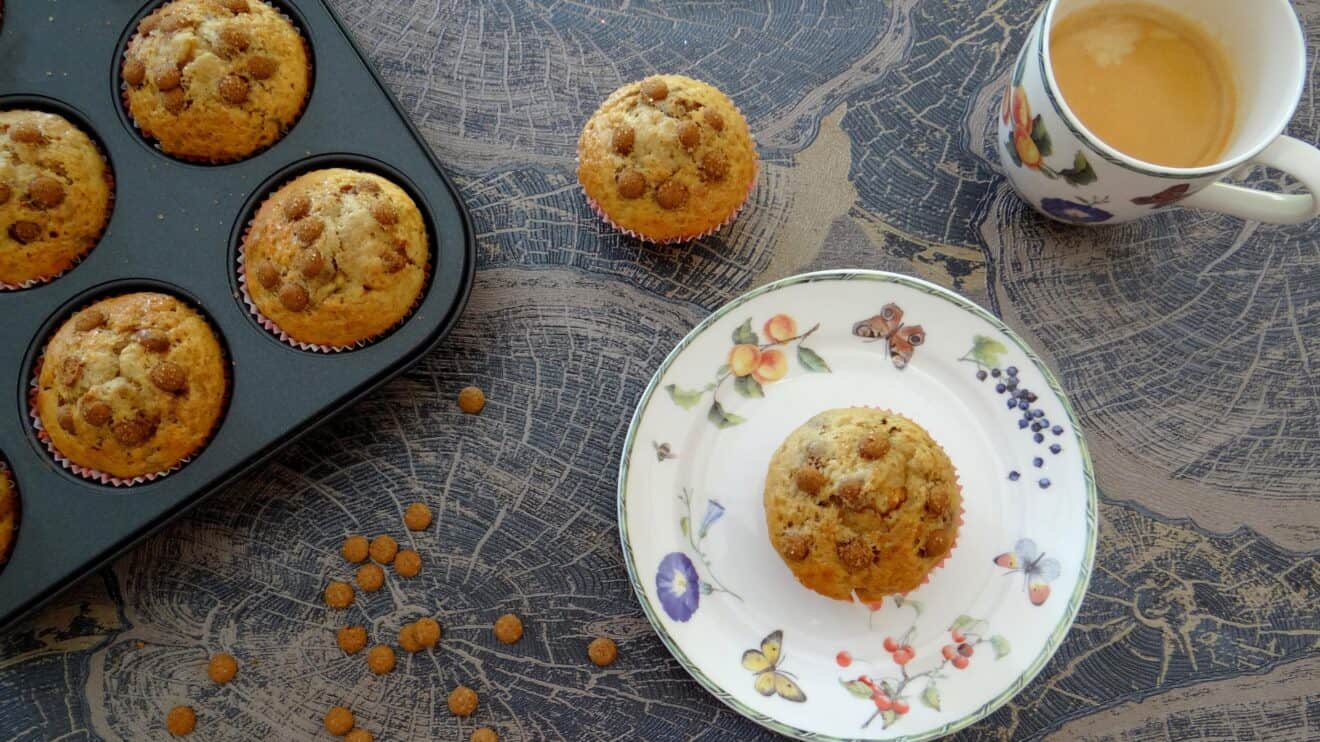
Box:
[34,293,228,481]
[0,110,114,287]
[578,74,757,243]
[240,168,429,348]
[0,462,18,569]
[121,0,311,162]
[764,408,961,601]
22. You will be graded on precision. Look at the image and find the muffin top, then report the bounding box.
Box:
[121,0,311,162]
[0,464,16,568]
[764,408,961,601]
[578,75,757,242]
[0,110,113,286]
[35,293,228,480]
[242,168,429,347]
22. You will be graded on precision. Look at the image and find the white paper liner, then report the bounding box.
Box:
[582,161,759,245]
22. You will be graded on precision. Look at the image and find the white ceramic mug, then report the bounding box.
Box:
[998,0,1320,225]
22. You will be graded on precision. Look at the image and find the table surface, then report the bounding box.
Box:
[3,1,1318,740]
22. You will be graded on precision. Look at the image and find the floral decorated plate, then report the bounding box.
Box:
[618,270,1096,740]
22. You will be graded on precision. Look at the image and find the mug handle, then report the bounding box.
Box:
[1181,136,1320,224]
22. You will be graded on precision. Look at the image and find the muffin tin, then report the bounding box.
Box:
[0,0,474,628]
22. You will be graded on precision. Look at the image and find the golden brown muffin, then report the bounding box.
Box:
[764,408,960,601]
[0,110,113,286]
[121,0,311,162]
[34,293,228,480]
[0,463,17,569]
[241,168,428,347]
[578,75,757,242]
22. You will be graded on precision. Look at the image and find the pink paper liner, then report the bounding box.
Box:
[28,358,186,487]
[118,1,312,165]
[235,185,433,353]
[582,161,758,245]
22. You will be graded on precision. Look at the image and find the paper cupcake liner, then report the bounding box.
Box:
[581,161,758,245]
[235,185,433,353]
[26,296,230,487]
[0,129,116,290]
[119,2,312,165]
[0,457,18,570]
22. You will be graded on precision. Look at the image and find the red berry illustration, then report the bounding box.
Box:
[941,644,957,660]
[836,650,852,668]
[883,637,898,652]
[958,643,974,658]
[953,656,970,670]
[867,601,884,612]
[951,630,965,643]
[894,650,912,666]
[873,693,893,711]
[903,644,915,657]
[893,699,910,715]
[858,674,874,688]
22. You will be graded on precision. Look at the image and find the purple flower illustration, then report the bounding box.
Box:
[656,551,701,622]
[698,500,726,537]
[1040,197,1113,224]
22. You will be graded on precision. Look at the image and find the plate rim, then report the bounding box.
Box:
[616,269,1097,741]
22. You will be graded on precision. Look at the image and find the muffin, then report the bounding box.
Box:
[240,168,428,348]
[0,110,114,287]
[764,408,961,601]
[34,293,228,481]
[578,74,757,243]
[0,462,17,569]
[121,0,311,162]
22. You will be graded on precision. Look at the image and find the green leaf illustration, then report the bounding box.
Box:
[921,684,941,711]
[679,517,689,537]
[732,318,758,345]
[1060,151,1098,186]
[951,614,977,633]
[715,364,731,378]
[665,383,704,410]
[969,335,1008,368]
[734,374,765,399]
[896,596,923,616]
[797,346,831,373]
[1030,115,1053,157]
[840,678,873,700]
[880,709,898,729]
[991,634,1012,659]
[707,401,745,429]
[1005,134,1023,168]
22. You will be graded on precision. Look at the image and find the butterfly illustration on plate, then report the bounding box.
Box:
[852,303,926,369]
[741,630,807,703]
[994,538,1061,606]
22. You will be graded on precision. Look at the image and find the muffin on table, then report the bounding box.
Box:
[241,168,429,348]
[0,110,113,287]
[764,408,961,602]
[121,0,311,162]
[34,293,228,481]
[0,462,17,569]
[578,74,757,243]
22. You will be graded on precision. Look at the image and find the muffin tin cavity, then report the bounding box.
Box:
[112,0,317,164]
[0,0,473,629]
[231,154,437,351]
[0,452,19,577]
[0,94,116,289]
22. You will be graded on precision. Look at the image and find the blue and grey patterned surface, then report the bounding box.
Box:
[2,1,1317,739]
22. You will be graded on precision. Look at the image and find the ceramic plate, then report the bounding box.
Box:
[618,270,1096,740]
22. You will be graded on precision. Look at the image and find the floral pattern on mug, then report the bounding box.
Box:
[1040,197,1113,224]
[1131,183,1191,208]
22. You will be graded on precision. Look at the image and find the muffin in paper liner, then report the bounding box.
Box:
[0,457,18,570]
[118,0,312,165]
[765,406,964,603]
[577,74,759,243]
[0,110,116,289]
[28,294,230,487]
[236,168,432,353]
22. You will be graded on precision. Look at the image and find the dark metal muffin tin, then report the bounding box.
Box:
[0,0,474,628]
